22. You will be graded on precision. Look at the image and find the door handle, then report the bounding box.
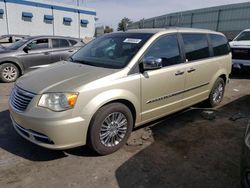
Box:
[44,52,50,55]
[175,70,185,76]
[68,50,74,52]
[187,67,196,73]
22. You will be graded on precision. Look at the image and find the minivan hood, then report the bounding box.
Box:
[230,40,250,48]
[16,61,118,94]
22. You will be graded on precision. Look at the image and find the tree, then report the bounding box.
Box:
[117,17,132,31]
[104,26,114,33]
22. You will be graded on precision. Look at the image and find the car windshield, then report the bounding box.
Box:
[234,31,250,41]
[70,33,153,69]
[6,39,29,50]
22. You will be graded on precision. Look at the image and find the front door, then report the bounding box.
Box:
[19,38,52,70]
[140,34,186,122]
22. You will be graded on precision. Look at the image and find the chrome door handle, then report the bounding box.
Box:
[187,67,196,73]
[175,70,185,76]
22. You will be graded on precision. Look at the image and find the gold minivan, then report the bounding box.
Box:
[9,28,231,155]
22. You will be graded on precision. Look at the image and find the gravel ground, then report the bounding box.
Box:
[0,74,249,188]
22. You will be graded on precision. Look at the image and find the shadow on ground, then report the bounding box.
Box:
[230,68,250,79]
[0,110,96,161]
[116,95,250,188]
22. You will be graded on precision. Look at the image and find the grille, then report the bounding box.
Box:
[231,48,250,60]
[10,86,35,112]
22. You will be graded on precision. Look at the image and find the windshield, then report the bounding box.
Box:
[234,31,250,41]
[70,33,153,69]
[7,39,29,50]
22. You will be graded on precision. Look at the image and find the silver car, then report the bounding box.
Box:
[0,36,84,83]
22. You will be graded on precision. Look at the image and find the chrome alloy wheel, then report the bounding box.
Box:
[2,66,18,81]
[99,112,128,147]
[212,83,224,104]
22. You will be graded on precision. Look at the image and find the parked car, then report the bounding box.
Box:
[9,28,231,155]
[0,36,84,82]
[0,34,29,48]
[241,122,250,188]
[230,29,250,71]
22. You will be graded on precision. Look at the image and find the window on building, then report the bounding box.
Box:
[210,34,230,56]
[0,9,4,17]
[52,39,70,48]
[63,17,72,26]
[182,33,210,61]
[143,34,182,67]
[27,39,49,50]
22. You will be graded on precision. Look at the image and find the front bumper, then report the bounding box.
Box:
[232,59,250,69]
[9,105,89,150]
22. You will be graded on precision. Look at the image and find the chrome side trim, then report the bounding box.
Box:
[29,64,50,69]
[146,82,209,104]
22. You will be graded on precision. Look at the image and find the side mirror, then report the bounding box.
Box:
[23,46,31,53]
[141,56,162,71]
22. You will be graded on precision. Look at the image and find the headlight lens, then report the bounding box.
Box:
[38,93,78,111]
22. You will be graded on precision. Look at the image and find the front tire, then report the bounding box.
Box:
[0,63,20,83]
[88,103,133,155]
[207,77,225,107]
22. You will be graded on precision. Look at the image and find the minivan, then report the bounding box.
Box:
[9,28,232,155]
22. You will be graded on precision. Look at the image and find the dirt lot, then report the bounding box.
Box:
[0,74,250,188]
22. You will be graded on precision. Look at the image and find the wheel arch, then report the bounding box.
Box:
[0,60,24,75]
[210,69,229,89]
[102,99,137,126]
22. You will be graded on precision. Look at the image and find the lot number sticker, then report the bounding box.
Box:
[123,38,142,44]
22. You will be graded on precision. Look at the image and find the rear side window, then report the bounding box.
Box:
[144,34,182,67]
[182,33,210,61]
[52,39,70,48]
[69,40,78,46]
[209,34,230,56]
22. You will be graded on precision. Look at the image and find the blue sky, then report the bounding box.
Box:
[54,0,249,29]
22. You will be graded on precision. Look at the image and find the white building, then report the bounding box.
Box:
[0,0,96,38]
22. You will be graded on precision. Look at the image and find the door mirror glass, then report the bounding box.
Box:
[23,45,31,53]
[142,56,162,71]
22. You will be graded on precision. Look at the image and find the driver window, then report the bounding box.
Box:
[144,34,182,67]
[27,39,49,50]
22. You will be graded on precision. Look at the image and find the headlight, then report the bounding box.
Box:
[38,93,78,111]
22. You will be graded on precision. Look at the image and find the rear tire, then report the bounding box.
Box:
[88,103,133,155]
[0,63,20,83]
[206,77,225,107]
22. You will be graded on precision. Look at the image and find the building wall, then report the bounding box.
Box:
[128,2,250,39]
[79,14,95,38]
[53,9,79,37]
[0,1,8,35]
[0,0,96,38]
[6,2,54,36]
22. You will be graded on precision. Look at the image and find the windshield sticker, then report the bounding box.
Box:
[123,38,142,44]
